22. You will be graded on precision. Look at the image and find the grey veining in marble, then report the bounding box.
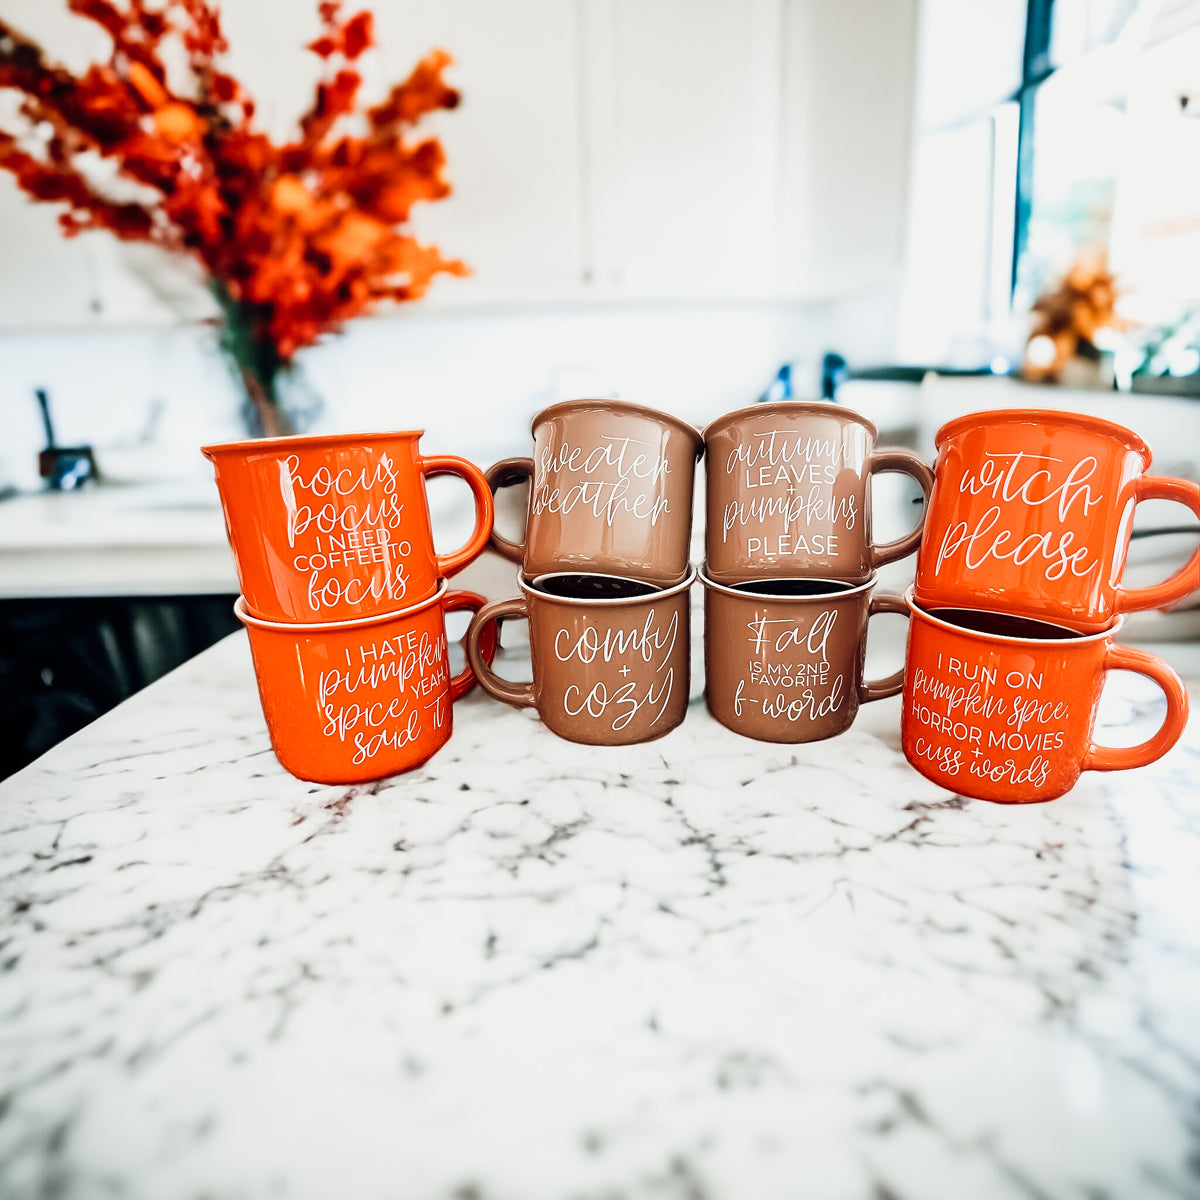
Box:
[1,629,1199,1200]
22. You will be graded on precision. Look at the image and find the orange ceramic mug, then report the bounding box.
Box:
[204,431,494,623]
[901,594,1189,803]
[236,581,497,784]
[914,409,1200,631]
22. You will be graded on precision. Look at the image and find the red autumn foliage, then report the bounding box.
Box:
[0,0,465,367]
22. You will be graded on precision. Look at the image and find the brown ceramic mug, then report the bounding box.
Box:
[702,568,909,743]
[702,402,933,585]
[465,568,694,745]
[486,399,704,587]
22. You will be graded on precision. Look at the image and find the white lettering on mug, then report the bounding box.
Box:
[907,652,1069,790]
[733,673,845,722]
[720,429,858,554]
[933,453,1104,582]
[563,669,676,732]
[553,606,678,731]
[729,608,848,726]
[275,452,412,613]
[314,629,449,763]
[723,493,856,547]
[280,453,403,546]
[553,608,678,670]
[531,434,672,527]
[724,431,850,474]
[745,608,836,658]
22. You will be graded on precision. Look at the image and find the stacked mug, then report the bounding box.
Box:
[901,408,1199,802]
[465,399,703,745]
[700,402,934,743]
[202,431,496,784]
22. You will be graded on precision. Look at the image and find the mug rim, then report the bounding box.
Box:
[529,398,703,453]
[904,587,1123,646]
[520,565,697,605]
[933,407,1152,463]
[699,565,876,600]
[203,428,426,459]
[236,577,450,632]
[700,400,878,442]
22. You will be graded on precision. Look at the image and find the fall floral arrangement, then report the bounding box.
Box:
[1022,248,1126,385]
[0,0,464,434]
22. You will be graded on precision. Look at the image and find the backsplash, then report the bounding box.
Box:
[0,294,900,494]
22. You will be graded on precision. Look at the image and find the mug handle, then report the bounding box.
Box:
[858,591,911,702]
[1114,475,1200,614]
[443,590,497,701]
[419,455,497,579]
[484,457,533,564]
[465,596,537,707]
[867,449,935,569]
[1082,643,1189,772]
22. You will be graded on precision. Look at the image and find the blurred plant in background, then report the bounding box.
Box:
[0,0,464,434]
[1022,248,1128,385]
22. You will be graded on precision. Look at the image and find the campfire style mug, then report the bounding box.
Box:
[236,581,496,785]
[901,594,1189,803]
[204,431,494,623]
[702,571,909,743]
[486,399,703,588]
[914,409,1200,632]
[465,568,694,745]
[702,402,933,585]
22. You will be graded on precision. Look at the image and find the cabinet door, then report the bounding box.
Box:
[778,0,919,298]
[0,1,116,326]
[371,0,587,307]
[0,0,922,318]
[0,0,587,320]
[0,177,102,326]
[583,0,782,300]
[216,0,590,308]
[0,0,261,325]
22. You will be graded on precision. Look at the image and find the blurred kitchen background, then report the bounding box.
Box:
[1,0,1198,776]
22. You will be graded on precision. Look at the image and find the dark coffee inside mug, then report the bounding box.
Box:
[729,578,856,598]
[931,607,1088,641]
[533,573,659,600]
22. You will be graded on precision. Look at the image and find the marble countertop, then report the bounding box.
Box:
[2,621,1199,1200]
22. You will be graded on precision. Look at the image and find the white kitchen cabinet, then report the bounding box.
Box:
[371,0,587,306]
[0,0,922,321]
[777,0,919,299]
[583,0,919,303]
[0,173,217,327]
[0,0,143,326]
[0,0,218,326]
[0,176,103,327]
[580,0,782,300]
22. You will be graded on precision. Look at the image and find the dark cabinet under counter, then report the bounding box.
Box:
[0,594,240,779]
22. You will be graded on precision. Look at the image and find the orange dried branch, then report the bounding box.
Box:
[0,0,463,376]
[0,131,156,239]
[369,49,459,128]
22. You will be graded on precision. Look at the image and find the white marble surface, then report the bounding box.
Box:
[2,620,1200,1200]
